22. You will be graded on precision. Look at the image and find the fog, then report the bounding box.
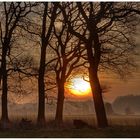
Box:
[0,94,139,120]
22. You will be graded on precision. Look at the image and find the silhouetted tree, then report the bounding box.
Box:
[49,16,86,125]
[18,2,60,126]
[59,2,140,128]
[37,3,58,126]
[0,2,35,128]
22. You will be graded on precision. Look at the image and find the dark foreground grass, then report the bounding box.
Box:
[0,126,140,138]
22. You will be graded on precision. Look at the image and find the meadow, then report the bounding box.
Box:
[0,114,140,138]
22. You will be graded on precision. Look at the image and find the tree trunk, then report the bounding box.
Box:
[55,80,65,125]
[37,44,46,126]
[37,3,57,126]
[86,35,108,128]
[89,67,108,128]
[0,47,9,128]
[37,3,48,126]
[1,70,9,123]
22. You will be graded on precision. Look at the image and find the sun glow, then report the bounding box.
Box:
[66,77,91,96]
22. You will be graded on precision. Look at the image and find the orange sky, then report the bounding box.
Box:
[102,71,140,102]
[11,50,140,104]
[104,26,140,102]
[7,24,140,105]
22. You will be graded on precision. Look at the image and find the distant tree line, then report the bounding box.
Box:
[0,2,140,128]
[113,95,140,114]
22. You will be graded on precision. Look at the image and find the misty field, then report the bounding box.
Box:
[0,114,140,138]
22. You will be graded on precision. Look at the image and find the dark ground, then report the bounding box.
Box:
[0,126,140,138]
[0,114,140,138]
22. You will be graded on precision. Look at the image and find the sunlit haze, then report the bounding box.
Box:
[65,77,92,97]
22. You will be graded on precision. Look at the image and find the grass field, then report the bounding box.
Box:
[0,126,140,138]
[0,114,140,138]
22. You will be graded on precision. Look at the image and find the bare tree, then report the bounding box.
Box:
[0,2,36,128]
[58,2,140,128]
[18,2,60,126]
[48,14,86,125]
[37,2,59,126]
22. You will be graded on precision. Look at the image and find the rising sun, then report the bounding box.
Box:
[66,77,91,97]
